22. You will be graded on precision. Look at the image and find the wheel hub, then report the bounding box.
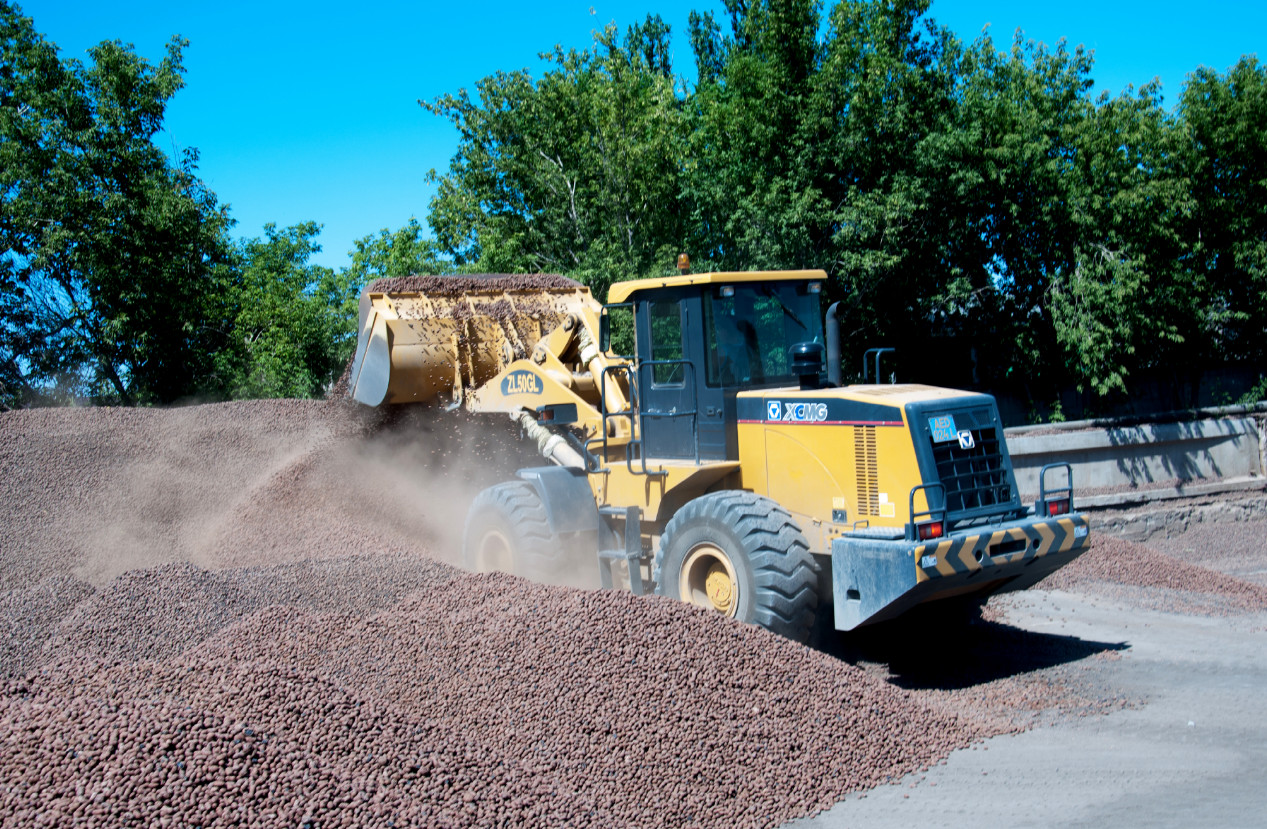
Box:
[477,530,514,574]
[680,544,739,617]
[704,565,733,612]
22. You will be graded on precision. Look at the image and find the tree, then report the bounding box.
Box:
[0,2,235,406]
[685,0,968,377]
[1048,81,1194,397]
[346,217,448,282]
[815,0,960,345]
[413,1,1261,416]
[217,222,359,399]
[1181,57,1267,365]
[913,28,1098,397]
[423,16,690,300]
[684,0,834,272]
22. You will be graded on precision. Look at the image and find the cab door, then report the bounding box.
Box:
[635,293,697,460]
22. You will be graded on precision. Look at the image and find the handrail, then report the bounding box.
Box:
[905,482,947,542]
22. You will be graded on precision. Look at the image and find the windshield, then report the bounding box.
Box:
[704,282,824,387]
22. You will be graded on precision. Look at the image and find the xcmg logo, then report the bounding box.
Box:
[766,401,829,423]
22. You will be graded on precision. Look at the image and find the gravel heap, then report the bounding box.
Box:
[364,273,582,295]
[0,400,529,587]
[0,575,95,679]
[1040,535,1267,613]
[0,401,365,588]
[0,399,991,827]
[1132,498,1267,588]
[1,566,987,828]
[6,398,1246,826]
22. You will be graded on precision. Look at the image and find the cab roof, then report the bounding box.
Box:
[605,269,828,305]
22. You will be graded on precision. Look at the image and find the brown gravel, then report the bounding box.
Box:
[364,273,581,295]
[0,575,95,679]
[1101,494,1267,588]
[1039,534,1267,615]
[0,400,366,588]
[0,399,990,827]
[1,585,981,829]
[1,398,1240,827]
[0,400,530,586]
[4,577,988,828]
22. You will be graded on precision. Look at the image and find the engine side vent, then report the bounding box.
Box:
[854,426,879,516]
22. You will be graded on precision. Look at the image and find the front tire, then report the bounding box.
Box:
[654,491,819,643]
[462,481,555,577]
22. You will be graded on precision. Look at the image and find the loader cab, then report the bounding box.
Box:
[605,271,828,463]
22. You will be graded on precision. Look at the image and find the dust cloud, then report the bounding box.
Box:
[0,399,537,589]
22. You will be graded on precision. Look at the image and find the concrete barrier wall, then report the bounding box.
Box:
[1005,409,1265,502]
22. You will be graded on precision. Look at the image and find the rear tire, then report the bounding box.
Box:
[654,491,819,643]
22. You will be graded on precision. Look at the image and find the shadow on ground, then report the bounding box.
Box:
[813,608,1129,690]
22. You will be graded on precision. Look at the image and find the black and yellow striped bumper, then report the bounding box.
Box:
[831,514,1090,630]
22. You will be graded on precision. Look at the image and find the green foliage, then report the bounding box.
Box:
[6,1,1264,414]
[1046,81,1193,395]
[217,222,359,399]
[1181,57,1267,364]
[422,16,690,301]
[1238,375,1267,407]
[684,0,830,272]
[421,0,1263,411]
[813,0,959,342]
[0,2,235,406]
[216,218,456,402]
[346,218,448,285]
[1050,245,1153,396]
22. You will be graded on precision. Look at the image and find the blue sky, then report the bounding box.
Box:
[18,0,1265,271]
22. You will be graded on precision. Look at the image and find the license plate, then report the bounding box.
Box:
[929,414,958,443]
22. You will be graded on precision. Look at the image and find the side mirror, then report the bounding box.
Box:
[599,310,611,352]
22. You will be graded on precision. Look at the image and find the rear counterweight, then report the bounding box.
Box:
[831,513,1090,630]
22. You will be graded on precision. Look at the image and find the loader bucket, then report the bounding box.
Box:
[347,274,596,407]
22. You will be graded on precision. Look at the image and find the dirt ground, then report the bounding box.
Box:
[792,493,1267,829]
[1,400,1264,827]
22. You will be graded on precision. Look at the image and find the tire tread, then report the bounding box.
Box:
[654,491,819,642]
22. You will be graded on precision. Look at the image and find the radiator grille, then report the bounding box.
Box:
[930,426,1012,514]
[854,426,879,516]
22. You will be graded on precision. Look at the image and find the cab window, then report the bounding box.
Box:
[705,282,823,387]
[648,300,685,386]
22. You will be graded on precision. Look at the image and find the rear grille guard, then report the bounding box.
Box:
[928,425,1016,522]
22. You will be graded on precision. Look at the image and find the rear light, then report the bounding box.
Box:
[917,521,944,541]
[1047,498,1070,516]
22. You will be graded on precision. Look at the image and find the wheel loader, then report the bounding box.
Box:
[346,264,1089,643]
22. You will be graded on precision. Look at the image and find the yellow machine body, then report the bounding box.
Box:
[348,270,1089,633]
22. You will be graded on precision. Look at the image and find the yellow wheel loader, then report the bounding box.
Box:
[347,267,1089,643]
